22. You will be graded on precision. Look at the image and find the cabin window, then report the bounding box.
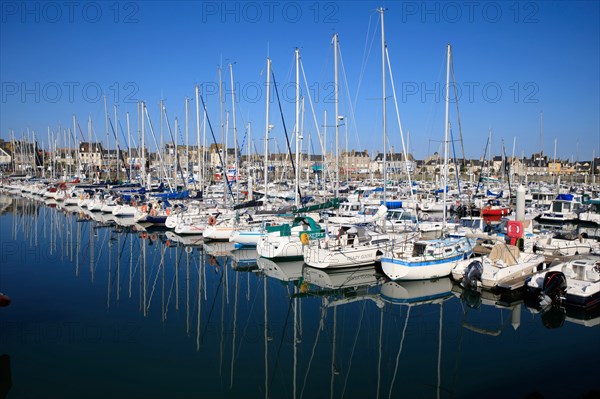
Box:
[413,243,426,257]
[552,202,562,212]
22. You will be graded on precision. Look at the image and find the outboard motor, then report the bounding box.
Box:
[461,260,483,290]
[541,305,566,329]
[460,288,482,309]
[539,271,567,308]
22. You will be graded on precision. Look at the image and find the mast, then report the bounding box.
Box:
[137,101,141,183]
[553,137,557,184]
[104,95,109,180]
[126,111,131,181]
[195,85,202,191]
[114,105,119,181]
[87,115,92,179]
[230,63,239,203]
[219,64,226,206]
[73,114,80,179]
[345,119,349,183]
[295,47,301,207]
[247,122,252,199]
[264,58,271,203]
[379,8,387,203]
[141,102,146,187]
[160,98,164,182]
[186,96,190,187]
[443,44,451,224]
[333,33,340,198]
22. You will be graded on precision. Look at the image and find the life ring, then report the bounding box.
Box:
[132,201,137,207]
[150,233,157,241]
[300,232,310,245]
[166,208,171,216]
[150,209,157,217]
[165,239,171,247]
[141,205,148,213]
[209,256,217,266]
[208,215,217,226]
[141,232,148,239]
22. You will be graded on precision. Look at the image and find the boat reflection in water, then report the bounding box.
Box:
[452,283,524,335]
[380,277,453,306]
[165,231,204,247]
[378,277,454,399]
[230,248,258,271]
[257,258,304,282]
[2,193,600,399]
[300,265,384,308]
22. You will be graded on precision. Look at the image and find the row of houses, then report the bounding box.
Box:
[1,139,598,178]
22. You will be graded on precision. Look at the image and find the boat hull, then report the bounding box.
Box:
[381,252,470,281]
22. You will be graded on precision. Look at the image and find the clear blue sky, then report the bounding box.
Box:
[1,1,599,160]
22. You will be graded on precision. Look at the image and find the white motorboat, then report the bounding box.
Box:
[453,243,545,290]
[527,257,600,308]
[539,193,583,222]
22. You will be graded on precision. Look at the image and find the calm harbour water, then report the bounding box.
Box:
[0,195,599,399]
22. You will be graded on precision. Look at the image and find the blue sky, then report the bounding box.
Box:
[1,1,599,160]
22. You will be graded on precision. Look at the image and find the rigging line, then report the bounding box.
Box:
[300,303,328,399]
[268,296,294,393]
[108,118,131,181]
[449,125,461,194]
[424,48,448,145]
[385,45,415,205]
[162,108,186,186]
[201,258,225,343]
[143,104,174,192]
[338,42,363,151]
[76,122,86,142]
[353,10,380,113]
[502,140,512,198]
[270,68,302,202]
[474,136,490,198]
[389,306,411,399]
[299,59,335,185]
[146,245,166,312]
[450,55,467,168]
[118,118,135,151]
[165,246,185,317]
[199,94,235,201]
[341,299,367,398]
[235,274,264,360]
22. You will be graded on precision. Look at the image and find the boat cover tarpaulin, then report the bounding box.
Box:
[556,193,574,201]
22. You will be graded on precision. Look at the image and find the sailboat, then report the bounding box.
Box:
[256,216,324,260]
[381,44,474,281]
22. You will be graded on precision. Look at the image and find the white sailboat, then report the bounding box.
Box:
[381,44,474,281]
